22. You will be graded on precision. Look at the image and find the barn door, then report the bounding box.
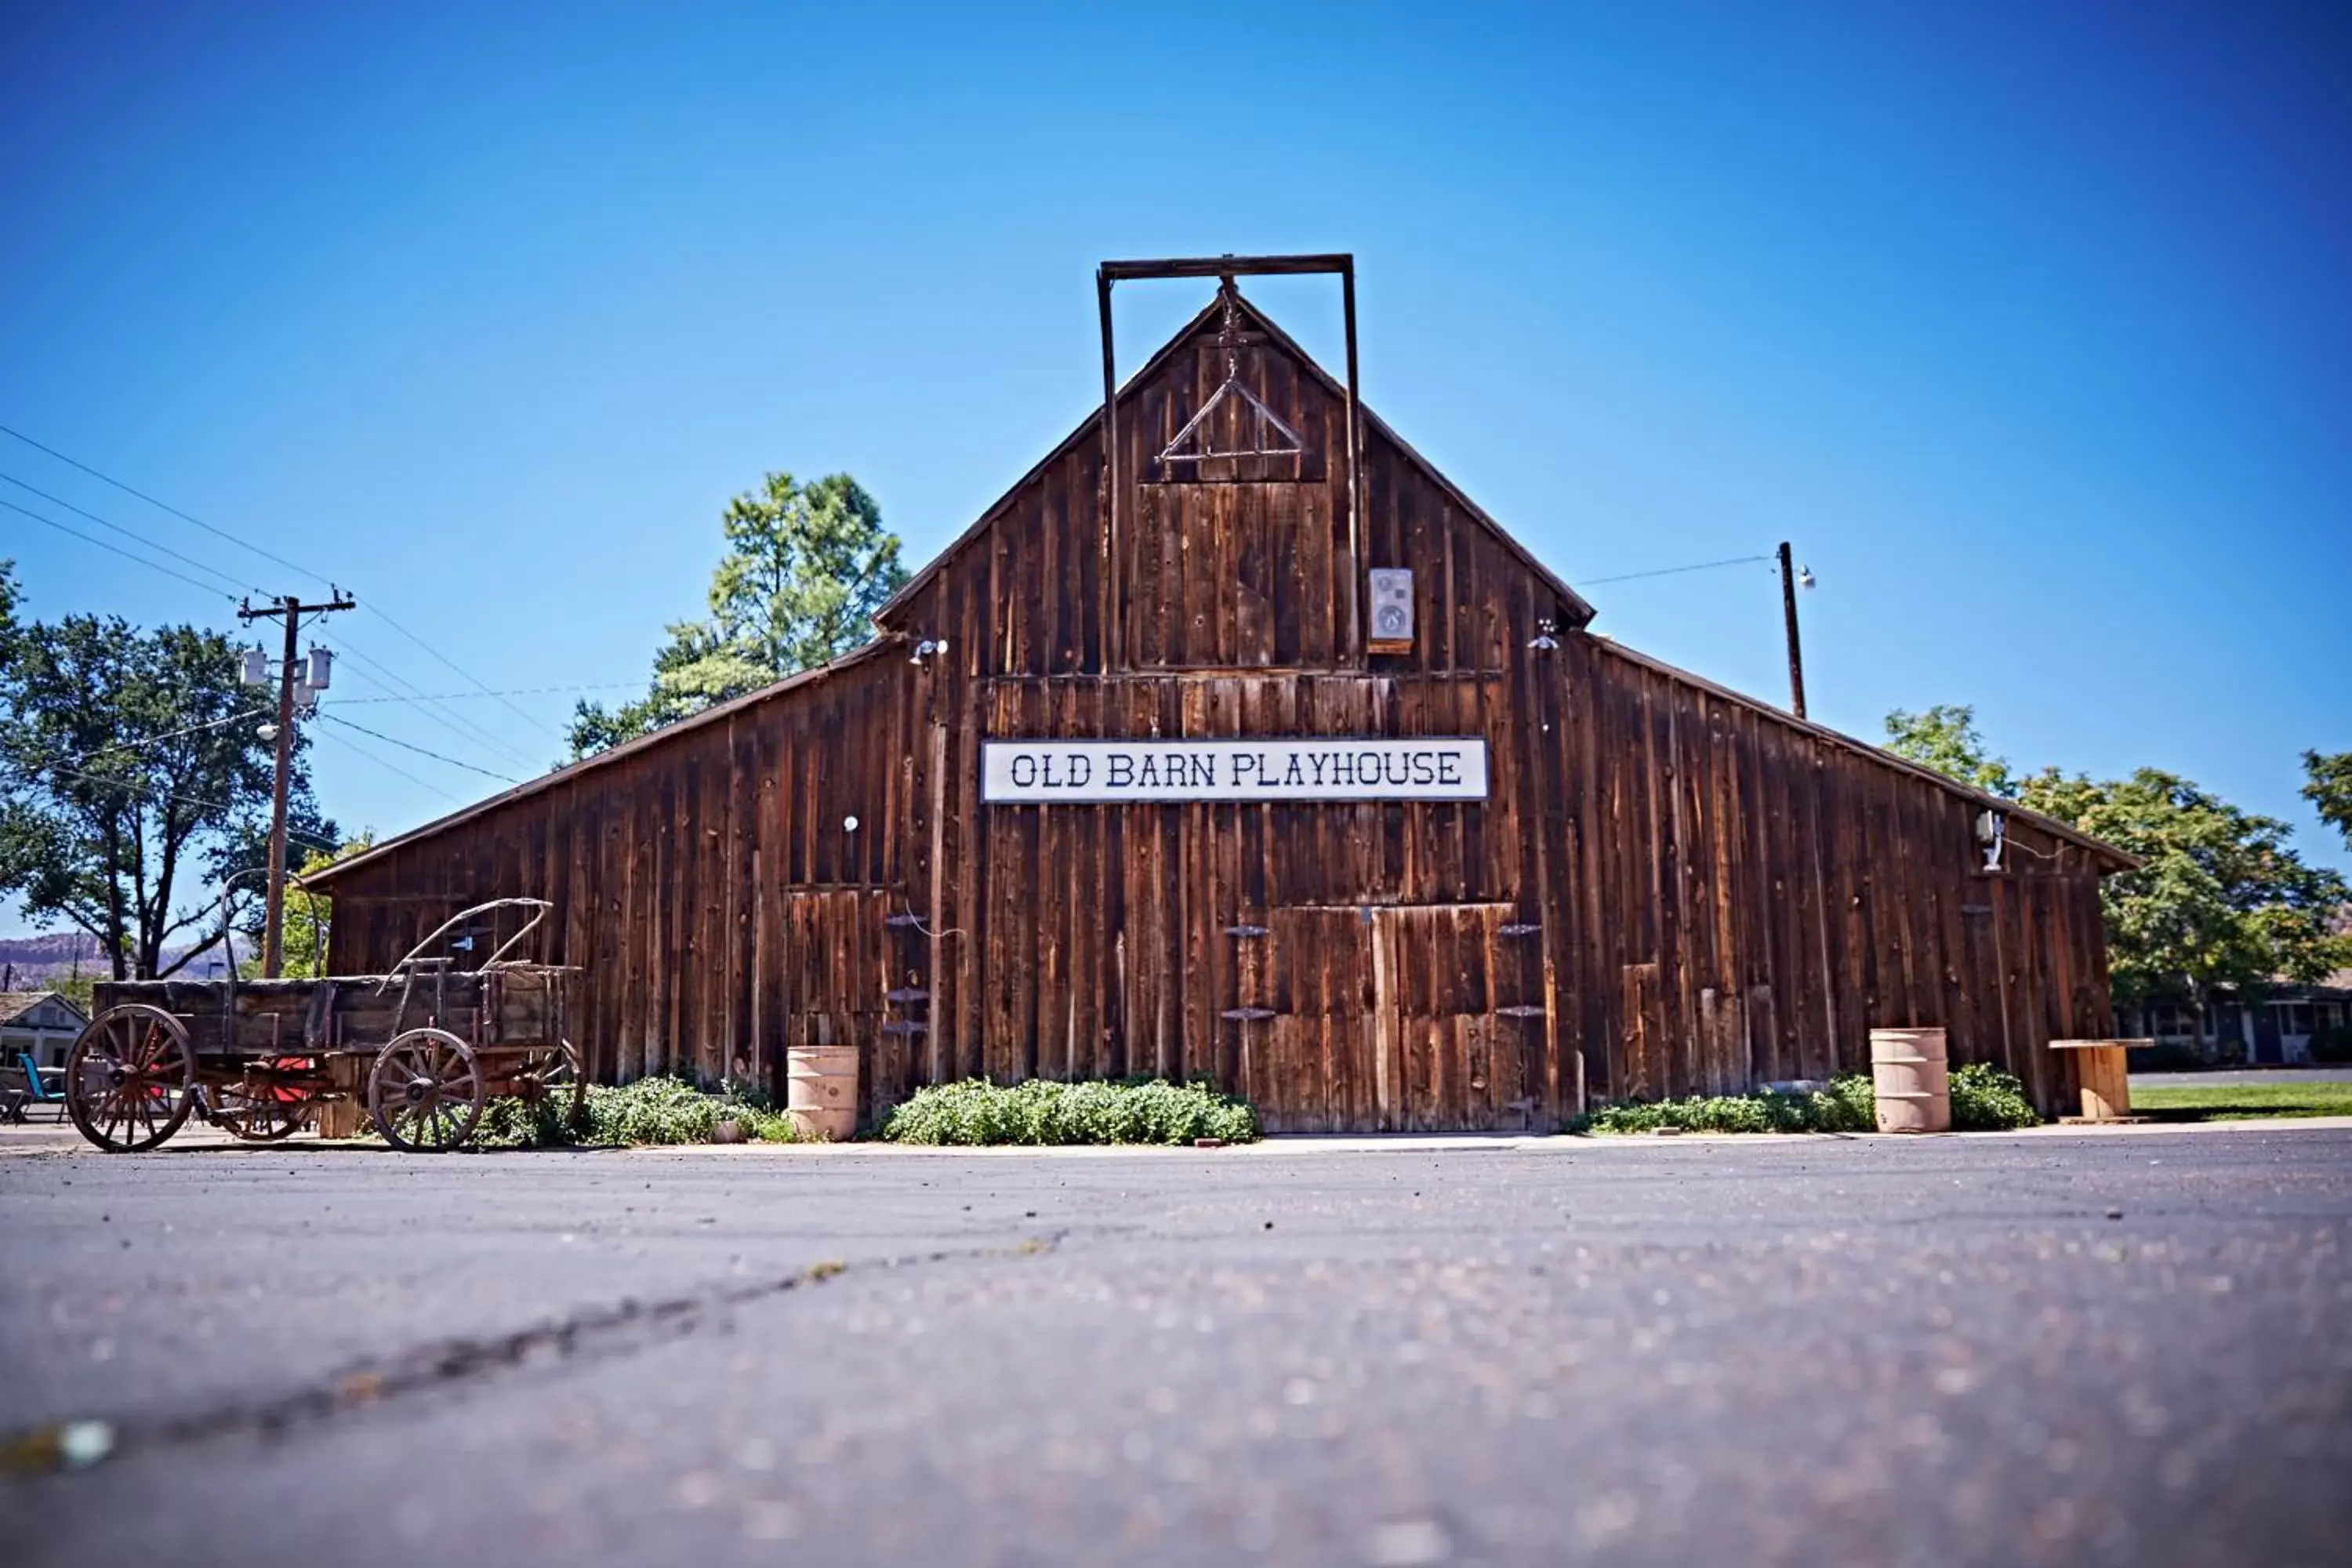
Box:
[1255,907,1377,1133]
[1370,904,1530,1131]
[1248,902,1539,1133]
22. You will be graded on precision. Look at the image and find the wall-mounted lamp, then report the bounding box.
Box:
[909,637,949,666]
[1525,615,1560,652]
[1974,808,2007,873]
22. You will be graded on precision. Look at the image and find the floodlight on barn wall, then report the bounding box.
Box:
[1098,254,1362,666]
[1975,809,2008,873]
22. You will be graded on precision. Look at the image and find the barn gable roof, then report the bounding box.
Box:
[871,286,1599,631]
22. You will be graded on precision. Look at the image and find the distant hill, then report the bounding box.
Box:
[0,932,107,968]
[0,931,210,984]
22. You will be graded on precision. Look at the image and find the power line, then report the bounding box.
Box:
[310,723,468,805]
[318,711,522,784]
[361,601,568,743]
[328,681,641,704]
[0,423,331,586]
[327,641,548,773]
[86,706,272,760]
[327,634,540,760]
[0,495,241,602]
[1582,554,1775,586]
[0,471,267,597]
[1,424,568,746]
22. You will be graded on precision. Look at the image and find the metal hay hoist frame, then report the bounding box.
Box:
[1095,252,1363,664]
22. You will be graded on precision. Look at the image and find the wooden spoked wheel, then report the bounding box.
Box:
[65,1004,197,1153]
[212,1068,314,1143]
[367,1029,485,1152]
[509,1040,586,1127]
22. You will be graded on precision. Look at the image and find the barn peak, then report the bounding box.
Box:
[872,281,1598,643]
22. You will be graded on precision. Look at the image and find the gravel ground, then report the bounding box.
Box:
[4,1129,2349,1567]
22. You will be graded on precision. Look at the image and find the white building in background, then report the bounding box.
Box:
[1,990,88,1073]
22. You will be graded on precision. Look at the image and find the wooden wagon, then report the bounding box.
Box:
[67,898,582,1154]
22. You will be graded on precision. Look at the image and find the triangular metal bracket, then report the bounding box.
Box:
[1157,376,1308,466]
[1154,278,1310,473]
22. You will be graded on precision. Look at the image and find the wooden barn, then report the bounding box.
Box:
[311,256,2130,1131]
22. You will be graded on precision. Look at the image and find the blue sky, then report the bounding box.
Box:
[4,0,2348,936]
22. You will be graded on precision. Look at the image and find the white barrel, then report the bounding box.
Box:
[1870,1026,1951,1134]
[785,1043,859,1142]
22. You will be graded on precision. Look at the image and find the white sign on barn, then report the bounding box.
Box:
[982,739,1489,804]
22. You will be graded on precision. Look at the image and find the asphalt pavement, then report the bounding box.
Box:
[4,1128,2349,1567]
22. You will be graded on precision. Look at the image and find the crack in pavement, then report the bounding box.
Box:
[5,1232,1066,1475]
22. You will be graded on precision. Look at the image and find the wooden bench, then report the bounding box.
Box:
[2049,1039,2154,1123]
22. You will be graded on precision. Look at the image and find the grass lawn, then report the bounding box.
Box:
[2129,1081,2352,1123]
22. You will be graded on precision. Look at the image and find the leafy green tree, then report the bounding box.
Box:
[1882,705,2019,797]
[568,473,909,757]
[2303,750,2352,852]
[239,837,375,980]
[0,564,337,979]
[2016,768,2350,1010]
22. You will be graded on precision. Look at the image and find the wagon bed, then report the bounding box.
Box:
[67,898,583,1154]
[96,965,571,1058]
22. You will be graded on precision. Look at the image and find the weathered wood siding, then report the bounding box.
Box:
[327,289,2119,1129]
[1553,638,2114,1118]
[329,649,923,1114]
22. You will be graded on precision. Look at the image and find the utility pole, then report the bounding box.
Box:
[1777,542,1808,721]
[238,590,355,977]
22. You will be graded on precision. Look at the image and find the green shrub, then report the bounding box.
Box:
[880,1076,1260,1146]
[580,1076,789,1147]
[1822,1073,1878,1130]
[1572,1065,2039,1135]
[466,1092,584,1150]
[1947,1062,2039,1131]
[363,1075,797,1150]
[1573,1076,1874,1136]
[749,1109,803,1142]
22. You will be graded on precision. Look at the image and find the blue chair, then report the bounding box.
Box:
[15,1051,67,1122]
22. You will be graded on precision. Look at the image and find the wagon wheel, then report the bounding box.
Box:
[65,1004,197,1153]
[368,1029,485,1153]
[212,1073,313,1143]
[510,1040,586,1128]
